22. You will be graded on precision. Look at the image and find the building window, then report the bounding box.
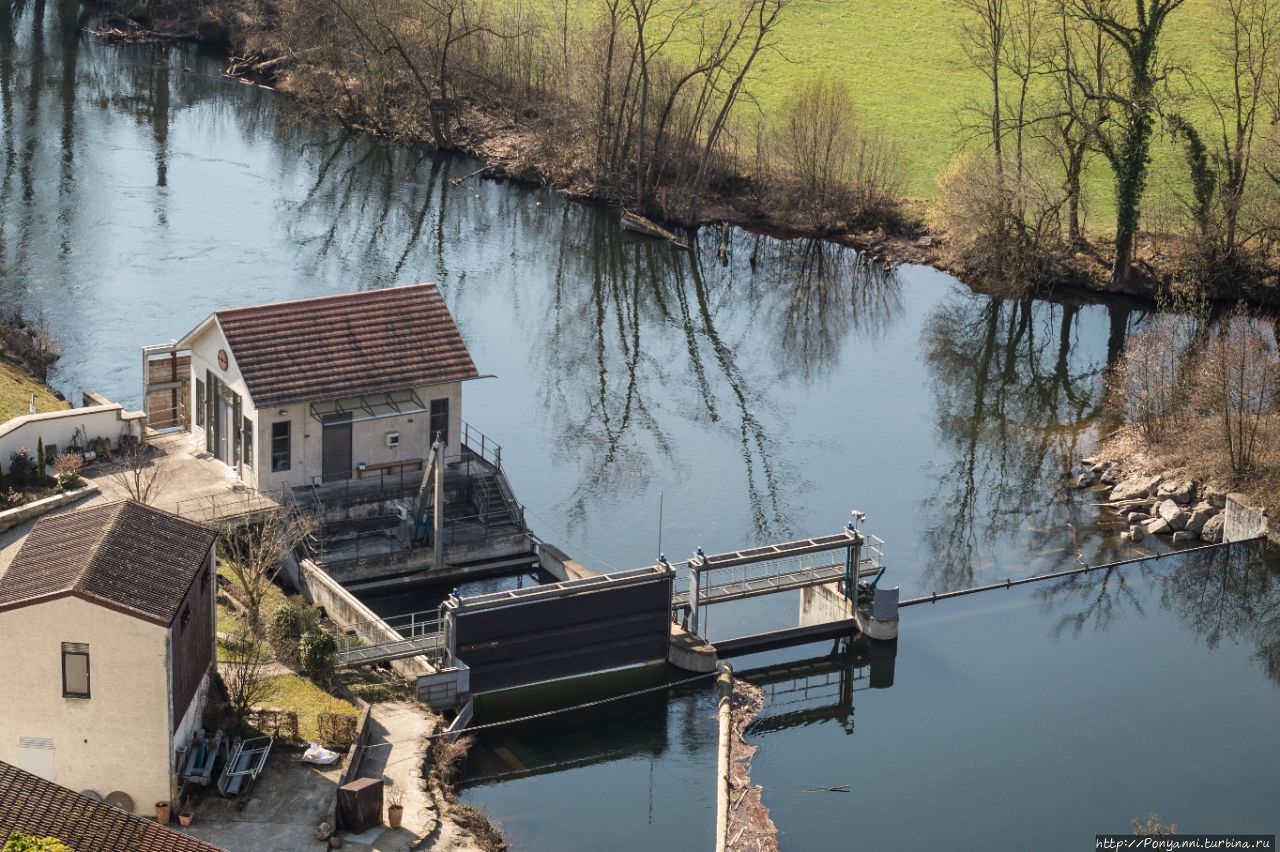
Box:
[271,421,291,472]
[196,379,206,428]
[430,398,449,447]
[61,643,90,699]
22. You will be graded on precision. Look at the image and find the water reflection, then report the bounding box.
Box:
[920,291,1111,590]
[1038,542,1280,685]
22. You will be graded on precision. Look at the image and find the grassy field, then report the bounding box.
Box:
[549,0,1239,229]
[0,359,68,422]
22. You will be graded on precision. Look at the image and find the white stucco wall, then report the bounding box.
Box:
[184,319,466,493]
[0,597,173,812]
[0,404,145,474]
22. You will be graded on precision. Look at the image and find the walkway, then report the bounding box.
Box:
[341,701,440,852]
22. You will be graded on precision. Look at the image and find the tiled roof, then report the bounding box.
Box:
[0,501,216,625]
[214,283,479,407]
[0,761,226,852]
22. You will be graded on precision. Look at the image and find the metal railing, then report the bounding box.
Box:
[318,508,529,569]
[461,422,502,470]
[173,486,281,523]
[336,610,442,657]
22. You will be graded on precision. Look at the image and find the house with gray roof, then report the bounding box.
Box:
[0,759,225,851]
[0,501,217,816]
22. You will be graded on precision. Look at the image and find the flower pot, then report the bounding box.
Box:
[178,811,194,827]
[387,804,404,829]
[155,801,171,824]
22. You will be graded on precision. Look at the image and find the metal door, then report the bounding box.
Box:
[322,417,353,482]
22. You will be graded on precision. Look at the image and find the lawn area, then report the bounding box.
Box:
[547,0,1241,228]
[0,358,67,422]
[260,674,360,744]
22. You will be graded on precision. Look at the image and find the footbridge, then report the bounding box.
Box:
[333,517,898,702]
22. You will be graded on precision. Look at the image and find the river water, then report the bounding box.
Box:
[1,7,1276,849]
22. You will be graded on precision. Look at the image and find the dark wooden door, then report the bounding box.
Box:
[322,418,353,482]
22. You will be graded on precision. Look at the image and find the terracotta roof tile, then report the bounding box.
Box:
[0,501,216,625]
[0,761,226,851]
[215,283,479,407]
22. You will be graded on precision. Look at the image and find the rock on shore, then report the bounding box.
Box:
[1078,458,1224,546]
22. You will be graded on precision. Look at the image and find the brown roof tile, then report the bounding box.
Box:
[0,501,216,625]
[214,283,479,407]
[0,760,226,852]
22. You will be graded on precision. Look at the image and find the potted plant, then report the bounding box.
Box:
[155,801,171,824]
[178,810,195,827]
[386,783,404,829]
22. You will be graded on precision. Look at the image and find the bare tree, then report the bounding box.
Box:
[1108,316,1195,441]
[1195,307,1279,476]
[221,624,277,721]
[218,507,318,633]
[1070,0,1188,284]
[109,438,174,505]
[1202,0,1280,254]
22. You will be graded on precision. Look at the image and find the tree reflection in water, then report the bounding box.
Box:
[1037,542,1280,686]
[920,291,1112,591]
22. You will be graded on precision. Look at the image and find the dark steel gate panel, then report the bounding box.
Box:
[447,571,672,694]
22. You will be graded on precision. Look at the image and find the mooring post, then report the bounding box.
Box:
[714,661,734,852]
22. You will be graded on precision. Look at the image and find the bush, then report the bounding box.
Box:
[3,833,73,852]
[317,712,358,748]
[52,453,83,492]
[299,628,337,682]
[267,600,320,666]
[6,450,37,489]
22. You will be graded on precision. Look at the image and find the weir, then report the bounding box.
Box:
[332,516,901,705]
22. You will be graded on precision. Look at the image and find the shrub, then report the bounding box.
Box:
[52,453,83,492]
[6,450,37,489]
[3,833,73,852]
[299,628,337,682]
[317,712,358,748]
[267,600,320,665]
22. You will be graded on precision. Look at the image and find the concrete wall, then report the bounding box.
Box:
[185,319,464,493]
[800,582,854,627]
[1225,494,1268,543]
[321,531,535,584]
[291,557,434,681]
[538,543,600,581]
[0,484,98,534]
[0,404,144,474]
[0,598,174,813]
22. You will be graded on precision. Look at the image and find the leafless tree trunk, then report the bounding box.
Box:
[218,507,318,633]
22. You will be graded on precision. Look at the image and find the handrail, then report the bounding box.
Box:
[461,422,503,470]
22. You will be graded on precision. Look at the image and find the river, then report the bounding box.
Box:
[1,6,1277,850]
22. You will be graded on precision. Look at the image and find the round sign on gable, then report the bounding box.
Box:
[217,349,229,371]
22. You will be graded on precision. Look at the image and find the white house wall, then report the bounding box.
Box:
[0,597,173,813]
[185,321,466,494]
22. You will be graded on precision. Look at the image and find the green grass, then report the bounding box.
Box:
[0,359,68,422]
[261,674,360,743]
[544,0,1243,231]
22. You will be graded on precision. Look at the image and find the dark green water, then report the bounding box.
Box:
[0,6,1276,849]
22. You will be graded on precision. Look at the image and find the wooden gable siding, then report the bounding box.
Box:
[169,552,214,731]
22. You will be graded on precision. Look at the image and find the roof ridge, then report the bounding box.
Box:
[215,282,434,318]
[74,501,129,596]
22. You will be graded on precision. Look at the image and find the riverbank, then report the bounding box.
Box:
[0,313,67,422]
[87,2,1280,308]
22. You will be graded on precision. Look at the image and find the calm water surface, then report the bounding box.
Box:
[1,7,1276,849]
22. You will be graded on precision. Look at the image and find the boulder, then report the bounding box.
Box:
[1077,472,1097,488]
[1089,461,1112,475]
[1201,513,1225,543]
[1156,479,1195,504]
[1110,474,1163,502]
[1157,499,1190,531]
[1128,525,1145,543]
[1205,489,1228,509]
[1126,512,1152,524]
[1171,530,1198,543]
[1142,517,1171,536]
[1185,505,1219,535]
[1082,456,1100,467]
[1101,466,1123,485]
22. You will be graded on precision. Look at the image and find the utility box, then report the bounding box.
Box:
[336,776,384,833]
